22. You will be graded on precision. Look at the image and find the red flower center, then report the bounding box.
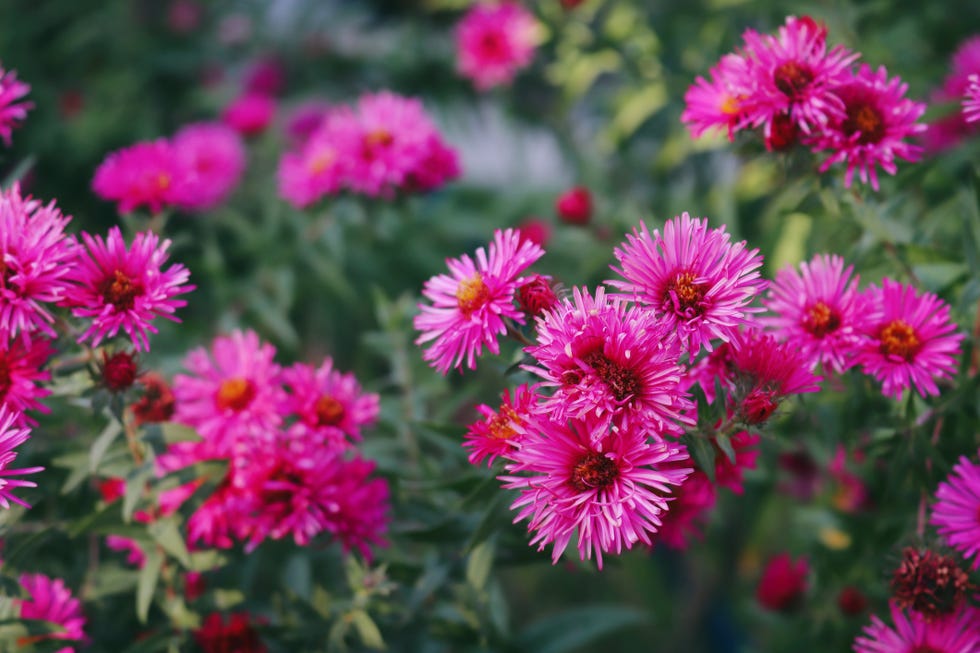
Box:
[488,405,522,440]
[581,349,641,402]
[570,452,618,492]
[767,112,799,150]
[314,394,345,427]
[773,61,814,98]
[878,319,919,361]
[156,173,171,191]
[99,269,144,311]
[843,102,885,144]
[801,301,841,338]
[665,270,708,317]
[456,274,490,317]
[215,377,256,412]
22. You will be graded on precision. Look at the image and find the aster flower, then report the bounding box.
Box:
[756,552,809,612]
[92,139,186,214]
[524,286,692,436]
[854,279,963,399]
[763,254,865,373]
[284,100,333,146]
[964,74,980,124]
[654,469,717,550]
[464,383,539,467]
[943,36,980,101]
[456,1,537,90]
[853,603,980,653]
[221,93,275,136]
[65,227,194,351]
[500,411,692,569]
[281,358,380,449]
[414,228,543,374]
[931,456,980,569]
[171,122,247,211]
[609,213,767,355]
[187,475,243,550]
[17,573,87,652]
[0,405,43,508]
[0,63,31,145]
[809,64,927,190]
[277,110,349,208]
[0,184,76,341]
[0,334,54,421]
[403,134,461,194]
[682,53,755,141]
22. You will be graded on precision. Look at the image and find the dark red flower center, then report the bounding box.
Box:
[767,112,799,150]
[456,274,490,317]
[773,61,814,98]
[0,256,14,288]
[0,355,10,400]
[99,269,144,311]
[664,270,708,318]
[314,394,345,426]
[891,547,971,620]
[581,349,641,402]
[843,102,885,145]
[801,301,841,338]
[215,377,256,412]
[570,452,618,492]
[878,319,919,361]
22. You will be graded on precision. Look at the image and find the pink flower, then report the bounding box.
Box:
[284,100,333,146]
[277,110,350,208]
[763,254,865,373]
[942,36,980,100]
[456,1,537,90]
[713,430,759,494]
[516,217,551,248]
[609,213,767,355]
[403,134,461,194]
[964,74,980,124]
[17,573,87,651]
[187,475,243,549]
[654,469,717,549]
[854,279,963,399]
[65,227,194,351]
[464,383,538,467]
[92,139,185,214]
[0,334,53,422]
[555,186,593,225]
[171,122,246,211]
[243,57,285,96]
[222,93,275,136]
[756,552,808,611]
[500,411,692,569]
[0,63,31,145]
[0,405,43,508]
[414,228,543,374]
[0,185,76,341]
[931,456,980,570]
[809,65,926,190]
[281,358,380,449]
[682,53,755,141]
[106,535,146,568]
[853,603,980,653]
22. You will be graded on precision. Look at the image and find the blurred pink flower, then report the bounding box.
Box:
[0,405,43,509]
[964,74,980,123]
[0,63,31,145]
[456,1,537,90]
[106,535,146,568]
[277,110,350,208]
[171,122,246,211]
[931,456,980,570]
[555,186,593,225]
[222,93,275,136]
[682,53,754,141]
[654,469,717,549]
[0,334,53,422]
[756,552,808,612]
[403,133,461,194]
[17,573,87,651]
[243,57,285,96]
[92,139,185,214]
[713,430,760,494]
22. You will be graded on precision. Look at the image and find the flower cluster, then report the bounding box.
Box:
[682,16,926,190]
[455,1,537,90]
[277,91,460,207]
[0,63,31,145]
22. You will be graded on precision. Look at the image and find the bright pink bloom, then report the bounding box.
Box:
[0,185,76,341]
[0,334,53,421]
[0,405,43,508]
[456,1,537,90]
[281,358,379,449]
[500,411,692,569]
[284,100,333,146]
[609,213,767,355]
[464,383,538,467]
[194,612,267,653]
[403,134,461,193]
[654,469,716,549]
[809,65,926,190]
[0,64,31,145]
[277,110,350,208]
[92,139,185,214]
[187,476,242,549]
[964,74,980,124]
[931,456,980,570]
[171,122,246,211]
[756,552,809,611]
[853,603,980,653]
[106,535,146,568]
[682,53,755,141]
[713,430,759,494]
[65,227,193,351]
[17,573,87,651]
[763,253,865,373]
[555,186,593,225]
[942,36,980,100]
[222,93,275,136]
[855,279,963,399]
[524,286,692,436]
[414,228,543,374]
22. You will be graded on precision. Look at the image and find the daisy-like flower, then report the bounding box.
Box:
[931,456,980,569]
[65,227,194,351]
[763,254,866,373]
[173,329,286,452]
[0,184,76,341]
[809,64,927,190]
[524,286,692,436]
[464,383,539,467]
[414,228,543,374]
[0,334,53,421]
[681,53,755,141]
[609,213,767,355]
[964,74,980,124]
[281,358,380,449]
[17,573,87,652]
[92,139,186,214]
[0,405,43,508]
[853,603,980,653]
[277,110,349,208]
[456,1,537,90]
[0,63,31,145]
[854,279,963,399]
[171,122,247,211]
[500,411,692,569]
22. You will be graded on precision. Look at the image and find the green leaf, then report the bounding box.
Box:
[517,605,648,653]
[714,432,736,465]
[465,539,494,591]
[149,517,191,568]
[349,610,385,650]
[124,463,155,522]
[90,420,123,473]
[683,433,716,482]
[136,550,163,623]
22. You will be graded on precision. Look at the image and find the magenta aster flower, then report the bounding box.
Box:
[931,456,980,569]
[281,358,379,450]
[809,65,927,190]
[414,228,543,374]
[17,573,87,652]
[609,213,767,355]
[0,63,31,145]
[0,184,76,341]
[92,139,186,214]
[524,286,692,436]
[0,334,53,422]
[853,603,980,653]
[187,475,244,550]
[464,383,539,467]
[654,468,716,550]
[854,279,963,399]
[221,93,276,136]
[964,74,980,124]
[681,53,755,141]
[276,110,350,208]
[404,134,461,194]
[456,1,537,90]
[500,411,692,569]
[171,122,246,211]
[0,405,43,508]
[763,254,866,373]
[65,227,193,351]
[942,36,980,101]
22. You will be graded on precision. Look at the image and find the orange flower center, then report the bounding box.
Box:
[570,452,618,492]
[773,61,814,97]
[99,269,144,311]
[720,94,741,116]
[314,395,345,427]
[456,274,490,317]
[156,173,171,191]
[488,405,522,440]
[364,129,394,149]
[308,149,335,175]
[801,301,841,338]
[878,319,919,361]
[215,377,256,412]
[844,102,885,144]
[665,270,708,317]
